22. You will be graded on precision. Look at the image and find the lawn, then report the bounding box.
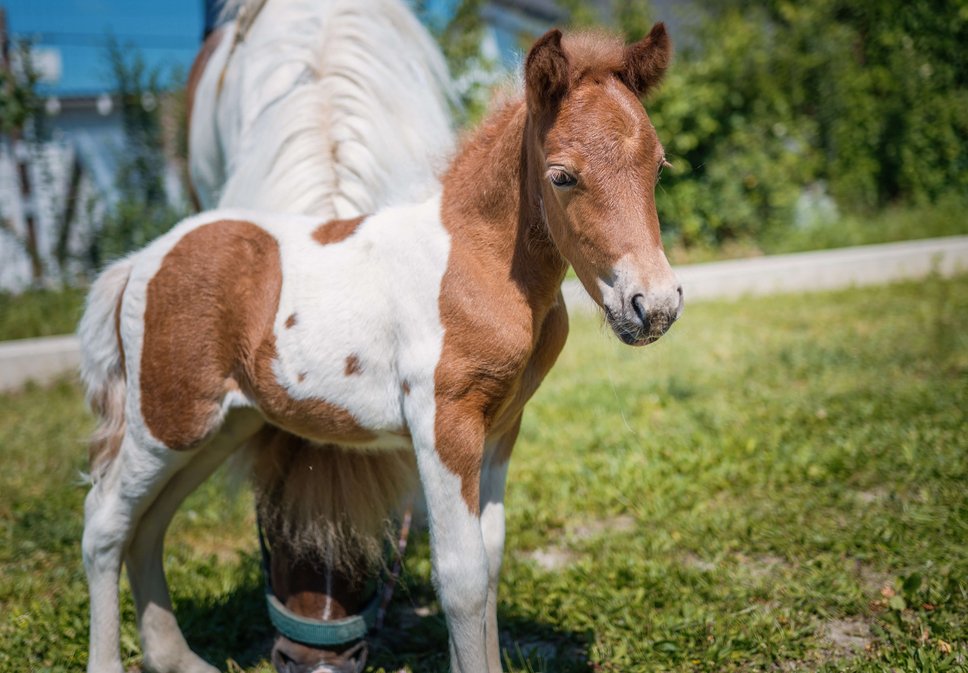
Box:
[1,276,965,672]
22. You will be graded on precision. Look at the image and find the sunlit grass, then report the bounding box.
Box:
[0,287,86,342]
[1,276,965,672]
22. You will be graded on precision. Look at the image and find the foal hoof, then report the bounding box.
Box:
[271,636,367,673]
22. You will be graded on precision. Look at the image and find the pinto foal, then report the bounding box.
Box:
[80,26,681,673]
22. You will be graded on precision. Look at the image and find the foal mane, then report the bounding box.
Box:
[217,0,455,218]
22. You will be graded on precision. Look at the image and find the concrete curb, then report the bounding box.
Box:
[2,236,967,393]
[0,334,81,393]
[561,235,968,313]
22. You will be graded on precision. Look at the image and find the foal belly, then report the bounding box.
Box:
[254,309,412,450]
[255,357,412,450]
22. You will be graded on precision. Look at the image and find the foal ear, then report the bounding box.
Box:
[620,22,672,97]
[525,29,570,118]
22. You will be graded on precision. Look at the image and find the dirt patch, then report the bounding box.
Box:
[735,552,787,579]
[681,551,717,573]
[852,560,894,598]
[568,514,636,540]
[823,617,873,654]
[524,547,579,571]
[854,487,888,505]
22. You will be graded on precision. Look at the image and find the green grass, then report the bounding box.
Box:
[0,287,86,341]
[1,276,966,672]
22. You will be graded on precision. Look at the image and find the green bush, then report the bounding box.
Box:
[603,0,968,249]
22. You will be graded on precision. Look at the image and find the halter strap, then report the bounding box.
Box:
[264,586,379,647]
[256,517,381,648]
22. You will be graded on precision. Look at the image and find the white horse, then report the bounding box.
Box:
[188,0,454,216]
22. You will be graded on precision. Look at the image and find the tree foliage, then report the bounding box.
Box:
[90,37,184,267]
[604,0,968,247]
[0,40,42,137]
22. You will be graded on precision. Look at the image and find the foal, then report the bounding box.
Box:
[80,26,680,673]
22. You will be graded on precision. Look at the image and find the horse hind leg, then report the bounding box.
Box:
[83,432,197,673]
[125,409,264,673]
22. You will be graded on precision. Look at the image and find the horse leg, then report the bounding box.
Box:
[83,433,198,673]
[480,418,519,673]
[411,406,488,673]
[126,410,263,673]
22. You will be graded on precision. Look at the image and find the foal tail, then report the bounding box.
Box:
[79,259,132,482]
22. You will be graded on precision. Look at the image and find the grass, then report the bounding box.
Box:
[0,287,86,341]
[1,276,966,672]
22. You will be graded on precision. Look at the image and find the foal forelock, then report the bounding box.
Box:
[211,0,455,218]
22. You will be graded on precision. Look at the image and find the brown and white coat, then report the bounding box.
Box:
[80,25,681,673]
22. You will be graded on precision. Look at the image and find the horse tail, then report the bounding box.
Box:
[79,258,132,482]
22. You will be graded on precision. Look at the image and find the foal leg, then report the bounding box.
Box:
[480,418,520,673]
[410,405,489,673]
[83,433,196,673]
[126,411,263,673]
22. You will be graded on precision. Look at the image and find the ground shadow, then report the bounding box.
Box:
[176,544,592,672]
[177,551,276,669]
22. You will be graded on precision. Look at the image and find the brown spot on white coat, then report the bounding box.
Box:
[312,216,366,246]
[344,355,362,376]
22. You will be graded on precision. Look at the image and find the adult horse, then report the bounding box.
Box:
[81,24,681,673]
[185,0,454,670]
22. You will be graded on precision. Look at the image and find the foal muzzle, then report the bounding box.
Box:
[606,285,683,346]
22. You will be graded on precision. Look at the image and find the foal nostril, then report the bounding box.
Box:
[675,284,684,319]
[631,293,650,330]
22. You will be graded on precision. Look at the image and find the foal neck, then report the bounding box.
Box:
[441,100,568,315]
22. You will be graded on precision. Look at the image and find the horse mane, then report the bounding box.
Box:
[216,0,456,218]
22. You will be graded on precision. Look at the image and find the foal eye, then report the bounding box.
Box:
[548,169,577,189]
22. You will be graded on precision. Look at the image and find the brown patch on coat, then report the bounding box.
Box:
[140,220,374,449]
[285,313,297,329]
[185,26,226,211]
[401,381,410,396]
[297,372,306,383]
[344,355,362,376]
[312,216,366,246]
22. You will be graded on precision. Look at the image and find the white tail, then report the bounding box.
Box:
[78,259,132,481]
